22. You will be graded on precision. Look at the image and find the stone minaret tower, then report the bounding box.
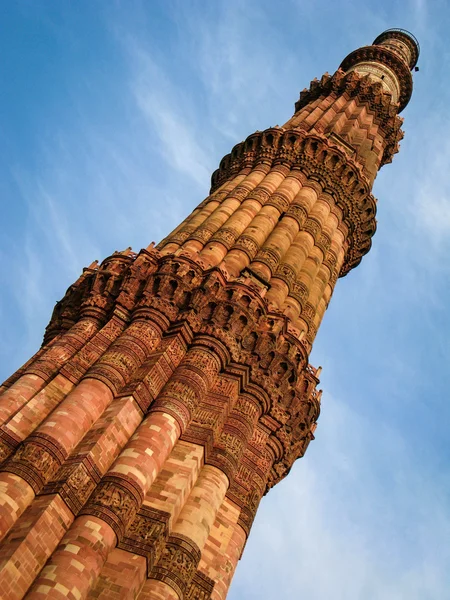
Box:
[0,29,418,600]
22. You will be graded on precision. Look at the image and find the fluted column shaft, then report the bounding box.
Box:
[24,345,221,600]
[0,318,101,427]
[0,315,165,542]
[140,464,228,599]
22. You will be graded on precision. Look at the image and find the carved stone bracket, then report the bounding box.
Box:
[150,533,202,597]
[186,571,215,600]
[80,477,143,539]
[42,456,102,515]
[119,506,171,572]
[4,433,67,493]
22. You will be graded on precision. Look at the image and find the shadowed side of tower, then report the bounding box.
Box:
[0,29,418,600]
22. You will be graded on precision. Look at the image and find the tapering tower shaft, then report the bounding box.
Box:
[0,29,417,600]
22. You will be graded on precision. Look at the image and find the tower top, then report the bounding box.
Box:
[339,28,419,112]
[373,28,420,69]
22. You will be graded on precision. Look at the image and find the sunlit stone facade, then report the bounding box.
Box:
[0,29,418,600]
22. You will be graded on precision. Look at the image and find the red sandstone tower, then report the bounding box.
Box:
[0,29,418,599]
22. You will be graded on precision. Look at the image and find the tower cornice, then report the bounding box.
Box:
[340,45,413,111]
[210,127,376,276]
[373,28,420,68]
[293,69,404,160]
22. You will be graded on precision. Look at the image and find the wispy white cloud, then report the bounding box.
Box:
[409,135,450,252]
[130,44,212,187]
[175,0,302,140]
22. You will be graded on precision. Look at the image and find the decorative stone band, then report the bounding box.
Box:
[151,343,224,432]
[43,246,161,345]
[210,128,376,276]
[228,450,272,536]
[118,505,172,573]
[41,265,100,343]
[116,322,194,414]
[180,373,241,460]
[266,382,321,490]
[186,571,215,600]
[0,429,19,464]
[42,251,315,383]
[43,458,101,515]
[27,318,103,381]
[150,533,202,598]
[43,264,120,343]
[16,250,322,505]
[86,317,166,394]
[57,315,126,385]
[80,476,144,540]
[207,395,261,481]
[293,69,404,167]
[340,44,413,111]
[346,61,401,104]
[4,432,67,493]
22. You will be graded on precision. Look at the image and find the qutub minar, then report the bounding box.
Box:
[0,29,418,599]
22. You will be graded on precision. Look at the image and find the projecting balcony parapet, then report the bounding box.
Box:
[210,128,377,277]
[340,45,413,111]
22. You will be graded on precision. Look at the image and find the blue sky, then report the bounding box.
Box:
[1,1,450,598]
